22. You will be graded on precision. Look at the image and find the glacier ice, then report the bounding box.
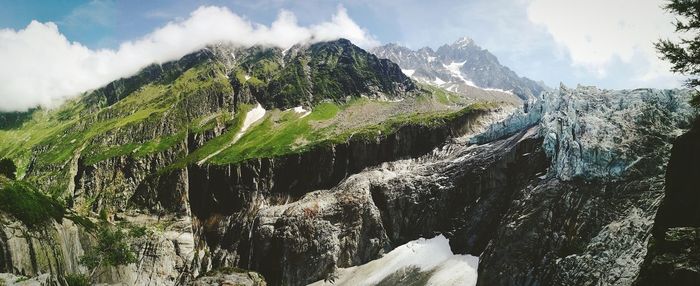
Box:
[540,84,695,181]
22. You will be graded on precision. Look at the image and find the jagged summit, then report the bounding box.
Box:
[84,38,416,113]
[452,36,475,47]
[371,37,547,102]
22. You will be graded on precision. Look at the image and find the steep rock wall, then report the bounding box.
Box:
[635,117,700,285]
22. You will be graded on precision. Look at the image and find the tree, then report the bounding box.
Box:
[0,158,16,180]
[655,0,700,106]
[79,226,137,281]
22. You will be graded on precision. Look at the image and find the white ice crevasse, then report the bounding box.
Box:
[307,235,478,286]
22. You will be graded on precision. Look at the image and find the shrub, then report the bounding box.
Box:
[0,158,16,180]
[0,180,64,229]
[64,273,90,286]
[79,226,137,279]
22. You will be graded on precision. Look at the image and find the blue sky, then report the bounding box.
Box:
[0,0,685,111]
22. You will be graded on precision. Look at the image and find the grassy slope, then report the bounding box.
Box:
[0,62,230,178]
[0,57,499,193]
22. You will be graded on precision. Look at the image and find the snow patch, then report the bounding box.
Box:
[433,77,446,85]
[235,103,266,142]
[482,87,514,95]
[401,69,415,77]
[291,106,311,118]
[244,75,251,80]
[308,235,478,286]
[443,61,477,87]
[196,103,266,165]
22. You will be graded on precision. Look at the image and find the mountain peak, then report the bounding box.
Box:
[372,39,546,101]
[453,36,475,47]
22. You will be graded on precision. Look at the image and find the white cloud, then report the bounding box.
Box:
[0,6,378,112]
[527,0,678,81]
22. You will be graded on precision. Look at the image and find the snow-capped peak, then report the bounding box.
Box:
[454,36,474,47]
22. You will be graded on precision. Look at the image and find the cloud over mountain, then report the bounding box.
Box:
[0,5,377,112]
[527,0,676,81]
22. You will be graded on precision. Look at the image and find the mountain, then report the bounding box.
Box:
[0,36,699,286]
[0,39,502,285]
[371,37,547,102]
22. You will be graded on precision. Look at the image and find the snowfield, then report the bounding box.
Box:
[401,69,416,77]
[308,235,478,286]
[234,103,266,142]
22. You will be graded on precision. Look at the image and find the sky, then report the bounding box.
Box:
[0,0,686,111]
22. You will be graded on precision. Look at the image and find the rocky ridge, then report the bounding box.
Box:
[371,37,547,102]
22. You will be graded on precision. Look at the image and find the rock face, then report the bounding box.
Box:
[0,213,198,286]
[541,85,694,181]
[186,105,546,285]
[0,219,85,278]
[221,39,416,110]
[226,126,545,285]
[6,85,694,286]
[635,117,700,285]
[371,37,547,101]
[477,86,694,285]
[193,268,266,286]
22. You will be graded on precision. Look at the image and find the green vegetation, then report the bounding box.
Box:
[0,177,93,231]
[0,158,16,179]
[64,273,91,286]
[0,178,65,229]
[0,61,231,184]
[164,104,252,171]
[655,0,700,106]
[0,40,497,202]
[208,102,343,164]
[417,83,466,105]
[82,131,186,165]
[208,101,494,164]
[79,225,138,279]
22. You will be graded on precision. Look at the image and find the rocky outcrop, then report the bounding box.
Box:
[193,267,266,286]
[187,107,494,213]
[0,219,86,278]
[478,176,664,285]
[0,212,200,286]
[635,117,700,285]
[477,86,695,285]
[187,102,545,284]
[223,39,417,110]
